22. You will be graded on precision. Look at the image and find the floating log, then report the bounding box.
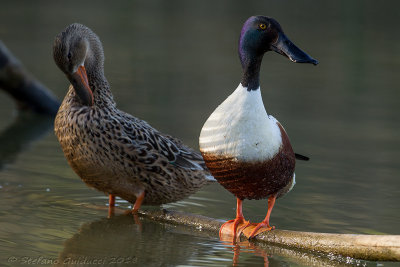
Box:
[131,208,400,262]
[0,40,60,115]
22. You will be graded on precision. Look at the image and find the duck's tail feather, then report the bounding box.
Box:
[295,153,309,161]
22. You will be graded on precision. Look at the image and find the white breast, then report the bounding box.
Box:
[199,83,282,162]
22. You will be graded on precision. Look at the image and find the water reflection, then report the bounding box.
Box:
[57,212,371,267]
[58,215,209,266]
[220,239,371,267]
[0,112,53,170]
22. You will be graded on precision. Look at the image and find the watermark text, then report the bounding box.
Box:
[7,255,137,265]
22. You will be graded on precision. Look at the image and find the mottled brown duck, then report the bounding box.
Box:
[53,23,214,213]
[199,16,317,239]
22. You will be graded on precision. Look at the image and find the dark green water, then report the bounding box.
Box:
[0,1,399,266]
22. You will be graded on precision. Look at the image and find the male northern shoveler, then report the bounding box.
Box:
[199,16,318,239]
[53,23,214,213]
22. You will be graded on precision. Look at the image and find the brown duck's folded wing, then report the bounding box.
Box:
[118,113,208,171]
[157,133,207,171]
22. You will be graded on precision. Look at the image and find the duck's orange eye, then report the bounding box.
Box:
[258,23,267,30]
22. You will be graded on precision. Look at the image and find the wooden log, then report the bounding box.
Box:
[0,40,60,115]
[131,208,400,262]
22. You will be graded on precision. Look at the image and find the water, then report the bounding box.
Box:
[1,0,399,266]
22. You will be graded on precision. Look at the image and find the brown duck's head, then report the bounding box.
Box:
[53,23,105,106]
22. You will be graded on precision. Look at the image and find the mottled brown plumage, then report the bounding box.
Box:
[53,23,213,210]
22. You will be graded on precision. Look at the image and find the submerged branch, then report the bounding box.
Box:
[0,41,60,115]
[131,208,400,262]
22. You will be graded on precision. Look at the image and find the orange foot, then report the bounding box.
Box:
[242,222,275,239]
[219,217,250,241]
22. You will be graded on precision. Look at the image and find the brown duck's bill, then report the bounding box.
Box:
[271,33,318,65]
[68,65,94,106]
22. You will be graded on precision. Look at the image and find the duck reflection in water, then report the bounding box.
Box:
[59,211,354,267]
[219,234,361,267]
[57,214,209,267]
[220,238,270,267]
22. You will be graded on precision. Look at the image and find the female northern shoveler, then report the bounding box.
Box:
[199,16,317,239]
[53,23,214,213]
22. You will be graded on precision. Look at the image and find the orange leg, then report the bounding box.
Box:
[247,195,276,239]
[108,194,116,218]
[109,194,116,207]
[132,191,145,213]
[219,198,250,240]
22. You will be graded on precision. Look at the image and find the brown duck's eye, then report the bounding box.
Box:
[258,23,267,30]
[67,52,72,60]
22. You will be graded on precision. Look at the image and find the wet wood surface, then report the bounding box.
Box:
[133,208,400,262]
